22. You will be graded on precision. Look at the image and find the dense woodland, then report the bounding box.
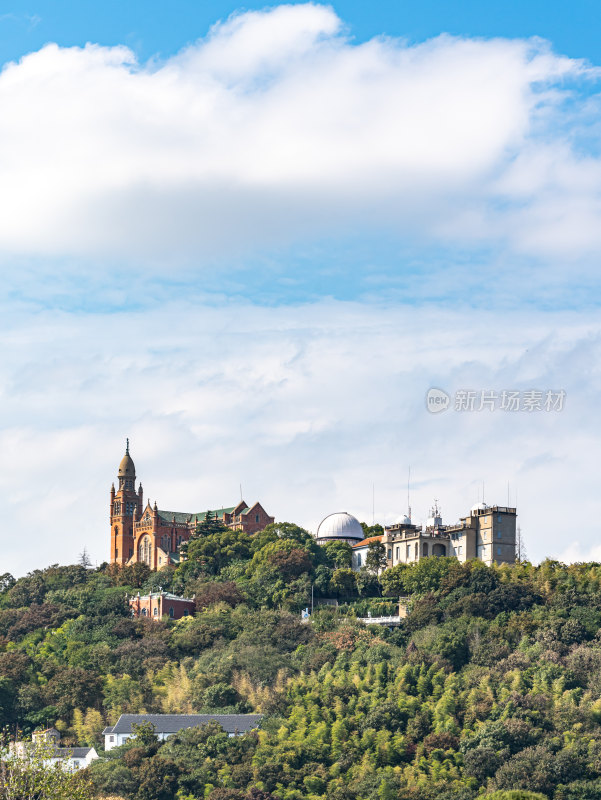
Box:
[2,518,601,800]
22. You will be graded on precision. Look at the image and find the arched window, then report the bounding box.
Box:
[169,607,174,618]
[422,542,429,557]
[138,536,151,565]
[141,608,147,616]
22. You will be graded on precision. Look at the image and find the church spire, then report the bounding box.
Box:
[117,440,136,490]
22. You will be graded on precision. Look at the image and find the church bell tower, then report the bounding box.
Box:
[110,440,143,565]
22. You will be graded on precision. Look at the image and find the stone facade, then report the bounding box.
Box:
[352,504,517,571]
[129,592,196,620]
[110,442,274,570]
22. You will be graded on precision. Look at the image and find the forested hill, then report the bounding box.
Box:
[2,520,601,800]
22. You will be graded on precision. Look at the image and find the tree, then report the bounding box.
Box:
[484,793,548,800]
[45,667,102,720]
[322,541,353,569]
[195,581,245,610]
[202,683,239,708]
[516,526,527,562]
[130,720,159,747]
[380,564,408,596]
[361,522,384,536]
[78,548,92,568]
[0,573,15,593]
[330,568,357,599]
[181,529,252,577]
[72,708,106,747]
[401,556,456,594]
[365,541,387,574]
[355,570,381,597]
[135,757,180,800]
[0,738,93,800]
[251,522,315,553]
[195,510,231,537]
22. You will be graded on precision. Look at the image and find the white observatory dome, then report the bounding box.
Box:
[397,515,412,525]
[470,502,488,514]
[315,512,364,545]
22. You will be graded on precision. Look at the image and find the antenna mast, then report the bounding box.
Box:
[407,466,412,521]
[372,483,375,526]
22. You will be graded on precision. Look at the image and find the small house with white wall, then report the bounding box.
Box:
[103,713,263,750]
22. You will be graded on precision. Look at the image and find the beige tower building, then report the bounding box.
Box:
[446,503,517,566]
[351,501,517,571]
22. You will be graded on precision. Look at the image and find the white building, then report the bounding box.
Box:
[11,729,98,772]
[103,713,263,751]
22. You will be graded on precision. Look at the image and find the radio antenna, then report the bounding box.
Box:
[372,483,375,526]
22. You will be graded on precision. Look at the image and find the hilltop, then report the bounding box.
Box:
[1,520,601,800]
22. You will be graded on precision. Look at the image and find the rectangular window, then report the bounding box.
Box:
[458,546,463,555]
[357,554,362,567]
[497,546,502,555]
[153,608,158,616]
[395,546,400,560]
[497,529,501,538]
[387,549,392,560]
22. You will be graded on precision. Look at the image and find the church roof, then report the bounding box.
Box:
[158,507,238,525]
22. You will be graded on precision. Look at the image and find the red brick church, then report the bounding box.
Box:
[110,441,274,570]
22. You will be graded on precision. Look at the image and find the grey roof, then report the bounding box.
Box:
[109,713,263,736]
[52,747,95,759]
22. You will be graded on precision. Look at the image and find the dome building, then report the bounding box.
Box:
[315,512,364,546]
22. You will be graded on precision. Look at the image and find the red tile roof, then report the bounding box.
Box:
[352,535,383,548]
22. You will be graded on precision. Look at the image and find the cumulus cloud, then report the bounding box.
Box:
[1,299,600,576]
[0,3,598,263]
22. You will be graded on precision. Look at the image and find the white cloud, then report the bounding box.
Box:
[1,299,600,576]
[0,4,598,263]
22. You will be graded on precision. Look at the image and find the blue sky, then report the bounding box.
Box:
[3,0,601,64]
[1,2,601,574]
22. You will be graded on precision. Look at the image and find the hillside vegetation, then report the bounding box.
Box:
[2,520,601,800]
